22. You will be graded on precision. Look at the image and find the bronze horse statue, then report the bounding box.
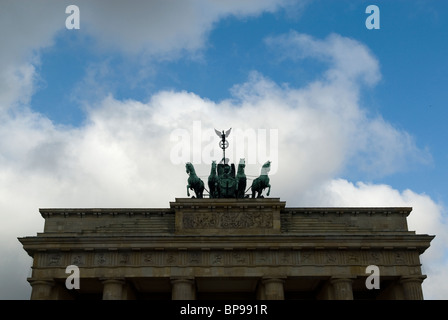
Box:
[208,160,219,198]
[186,162,204,198]
[236,158,247,198]
[250,161,271,198]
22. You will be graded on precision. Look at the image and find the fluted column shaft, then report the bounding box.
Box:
[400,276,426,300]
[29,279,54,300]
[171,277,196,300]
[102,278,125,300]
[331,278,354,300]
[261,278,285,300]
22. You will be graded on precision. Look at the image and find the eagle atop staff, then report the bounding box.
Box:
[214,128,232,140]
[215,128,231,164]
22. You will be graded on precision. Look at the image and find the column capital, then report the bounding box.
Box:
[100,278,126,284]
[330,277,355,284]
[399,275,427,284]
[170,276,195,283]
[171,277,196,300]
[330,277,355,300]
[28,278,55,300]
[28,278,55,286]
[101,278,126,300]
[261,276,285,300]
[261,277,286,285]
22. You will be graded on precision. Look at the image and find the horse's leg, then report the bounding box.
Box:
[193,187,197,198]
[238,179,245,198]
[235,180,239,198]
[198,182,204,198]
[187,185,190,197]
[251,179,258,198]
[267,184,271,196]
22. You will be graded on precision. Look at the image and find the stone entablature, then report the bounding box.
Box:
[19,198,434,300]
[30,248,423,276]
[39,208,174,235]
[37,198,412,235]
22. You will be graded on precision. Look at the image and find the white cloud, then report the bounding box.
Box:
[78,0,291,57]
[265,31,381,86]
[0,1,65,112]
[0,0,296,113]
[0,64,37,111]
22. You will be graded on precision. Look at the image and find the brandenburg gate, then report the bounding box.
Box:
[18,129,434,300]
[19,198,433,300]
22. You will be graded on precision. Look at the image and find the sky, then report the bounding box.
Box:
[1,0,447,299]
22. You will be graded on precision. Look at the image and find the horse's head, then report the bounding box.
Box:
[238,158,246,168]
[260,161,271,175]
[186,162,193,174]
[210,160,217,175]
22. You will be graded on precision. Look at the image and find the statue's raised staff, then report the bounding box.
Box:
[215,128,231,165]
[186,162,204,198]
[250,161,271,198]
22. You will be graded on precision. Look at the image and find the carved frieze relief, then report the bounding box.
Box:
[71,254,85,266]
[47,253,63,266]
[182,211,273,229]
[39,248,416,270]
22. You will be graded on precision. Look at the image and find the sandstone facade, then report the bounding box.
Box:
[18,198,434,300]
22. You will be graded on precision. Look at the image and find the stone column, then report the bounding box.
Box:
[256,283,266,300]
[261,278,285,300]
[102,278,125,300]
[29,279,54,300]
[330,278,354,300]
[171,277,196,300]
[400,276,426,300]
